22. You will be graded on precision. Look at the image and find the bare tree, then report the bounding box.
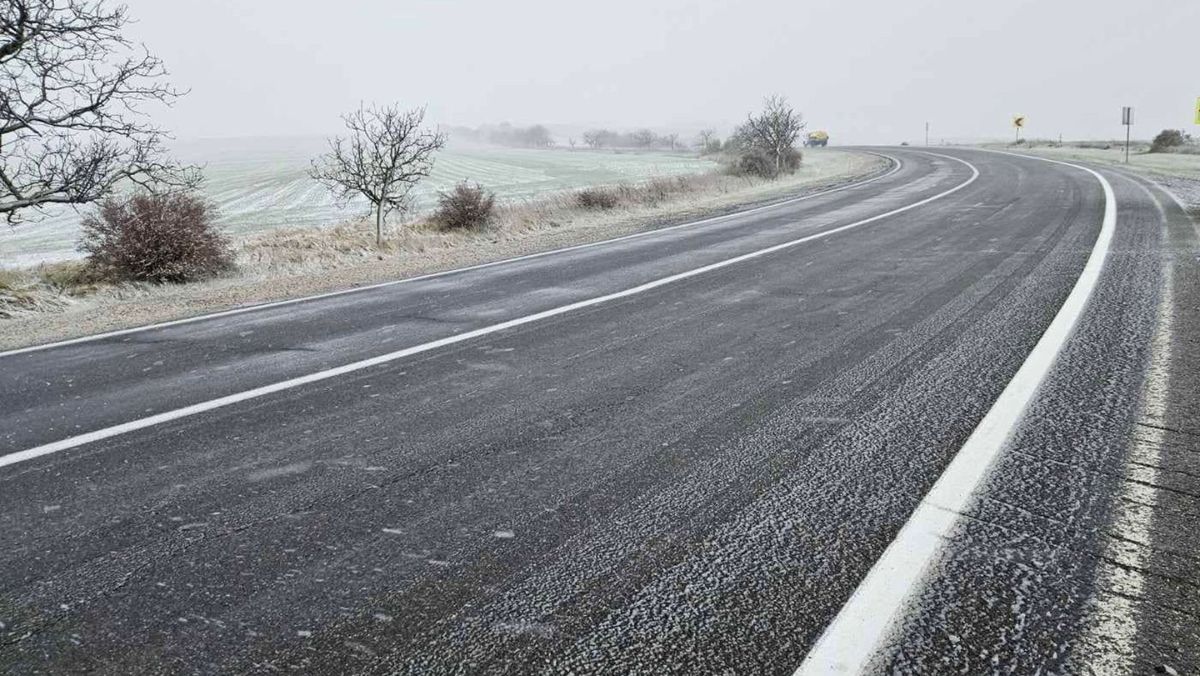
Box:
[741,95,805,175]
[521,124,553,148]
[697,128,718,153]
[309,104,445,246]
[632,128,656,149]
[582,129,603,149]
[0,0,199,223]
[665,132,679,150]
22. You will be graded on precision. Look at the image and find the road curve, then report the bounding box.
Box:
[0,148,1196,674]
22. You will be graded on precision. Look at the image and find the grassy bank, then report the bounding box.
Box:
[0,148,888,350]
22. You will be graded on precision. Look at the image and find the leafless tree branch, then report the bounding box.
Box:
[0,0,199,224]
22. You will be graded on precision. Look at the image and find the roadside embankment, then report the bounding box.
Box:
[0,149,889,350]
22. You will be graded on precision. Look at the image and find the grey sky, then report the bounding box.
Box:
[125,0,1196,144]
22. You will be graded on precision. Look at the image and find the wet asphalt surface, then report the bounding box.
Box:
[0,148,1195,674]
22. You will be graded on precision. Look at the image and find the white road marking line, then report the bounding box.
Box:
[0,154,976,470]
[795,153,1116,675]
[0,153,903,359]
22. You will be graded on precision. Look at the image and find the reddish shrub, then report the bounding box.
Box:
[79,192,233,282]
[432,181,496,230]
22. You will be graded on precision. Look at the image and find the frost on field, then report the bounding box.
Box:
[0,137,714,267]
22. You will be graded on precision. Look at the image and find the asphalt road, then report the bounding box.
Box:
[0,148,1196,674]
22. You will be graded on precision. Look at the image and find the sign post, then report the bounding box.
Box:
[1012,115,1026,143]
[1194,97,1200,125]
[1122,106,1134,163]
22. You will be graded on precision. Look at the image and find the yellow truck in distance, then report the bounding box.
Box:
[806,130,829,147]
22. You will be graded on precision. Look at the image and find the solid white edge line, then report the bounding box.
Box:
[0,152,903,359]
[794,152,1117,675]
[0,153,977,470]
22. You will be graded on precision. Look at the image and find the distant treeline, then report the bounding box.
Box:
[449,123,687,151]
[581,128,681,150]
[449,123,554,148]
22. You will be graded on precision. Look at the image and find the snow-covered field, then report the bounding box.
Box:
[0,136,715,267]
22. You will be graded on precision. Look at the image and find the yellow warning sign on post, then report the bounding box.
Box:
[1012,115,1026,129]
[1194,97,1200,125]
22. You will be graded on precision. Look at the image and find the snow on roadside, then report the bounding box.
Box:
[1154,174,1200,220]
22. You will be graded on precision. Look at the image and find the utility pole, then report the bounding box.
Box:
[1121,106,1133,163]
[925,122,929,146]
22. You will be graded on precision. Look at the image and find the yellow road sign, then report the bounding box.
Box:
[1013,115,1026,129]
[1195,97,1200,125]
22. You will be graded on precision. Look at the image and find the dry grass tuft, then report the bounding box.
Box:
[0,261,98,318]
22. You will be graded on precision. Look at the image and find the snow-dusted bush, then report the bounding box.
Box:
[79,193,233,282]
[432,181,496,230]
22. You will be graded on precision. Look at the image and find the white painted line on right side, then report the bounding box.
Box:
[795,152,1117,675]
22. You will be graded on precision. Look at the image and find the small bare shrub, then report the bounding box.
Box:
[727,149,776,178]
[577,187,620,209]
[432,181,496,230]
[79,192,233,283]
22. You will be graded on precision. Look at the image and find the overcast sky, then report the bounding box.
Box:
[124,0,1196,144]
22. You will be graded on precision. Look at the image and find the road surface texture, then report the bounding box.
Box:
[0,148,1195,674]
